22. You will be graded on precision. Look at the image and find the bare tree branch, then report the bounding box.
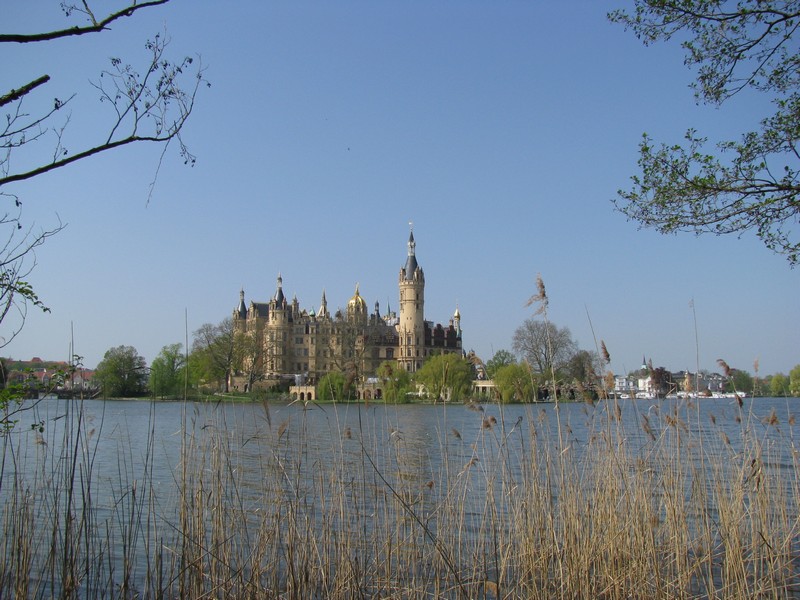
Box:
[0,75,51,108]
[0,1,170,44]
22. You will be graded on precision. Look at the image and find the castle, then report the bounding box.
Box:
[230,230,462,391]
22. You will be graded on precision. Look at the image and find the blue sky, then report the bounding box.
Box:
[3,1,798,377]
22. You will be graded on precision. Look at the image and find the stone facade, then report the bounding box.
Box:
[230,231,462,391]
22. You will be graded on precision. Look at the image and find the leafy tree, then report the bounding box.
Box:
[377,360,414,403]
[95,345,147,398]
[770,372,790,397]
[414,353,474,402]
[512,319,577,377]
[493,362,535,403]
[0,356,29,432]
[192,318,235,392]
[1,2,204,352]
[790,364,800,397]
[149,343,187,399]
[726,369,755,395]
[485,349,516,379]
[610,1,800,265]
[565,349,602,389]
[649,364,674,399]
[317,371,352,402]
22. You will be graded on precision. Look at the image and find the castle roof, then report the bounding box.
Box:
[347,284,367,311]
[403,230,419,279]
[274,274,285,305]
[237,289,247,318]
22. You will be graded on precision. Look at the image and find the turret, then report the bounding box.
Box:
[233,289,248,333]
[398,227,425,372]
[274,273,285,306]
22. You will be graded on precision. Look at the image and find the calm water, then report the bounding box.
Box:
[2,395,798,596]
[5,395,799,516]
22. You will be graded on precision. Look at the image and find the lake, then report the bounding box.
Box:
[2,395,798,598]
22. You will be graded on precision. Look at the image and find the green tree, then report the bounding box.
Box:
[512,319,577,377]
[493,362,535,403]
[485,349,516,380]
[726,369,755,395]
[95,345,147,398]
[790,364,800,397]
[565,349,601,390]
[192,318,235,392]
[149,343,187,399]
[414,353,474,402]
[770,373,789,397]
[377,360,413,403]
[317,371,351,402]
[610,1,800,265]
[0,356,32,432]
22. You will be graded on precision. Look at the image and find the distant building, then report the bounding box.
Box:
[230,230,462,391]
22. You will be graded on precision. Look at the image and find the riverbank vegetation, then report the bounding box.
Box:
[1,394,798,598]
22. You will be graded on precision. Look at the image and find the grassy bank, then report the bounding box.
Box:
[1,397,798,598]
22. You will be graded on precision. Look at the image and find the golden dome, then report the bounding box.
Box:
[347,284,367,311]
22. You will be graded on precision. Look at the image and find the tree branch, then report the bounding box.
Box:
[0,1,170,43]
[0,134,162,186]
[0,75,51,108]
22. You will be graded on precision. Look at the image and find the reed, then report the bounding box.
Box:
[1,394,798,599]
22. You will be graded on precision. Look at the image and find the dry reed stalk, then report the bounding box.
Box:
[2,396,799,599]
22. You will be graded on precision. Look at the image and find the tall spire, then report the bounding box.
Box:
[319,289,328,317]
[237,288,247,318]
[274,273,285,305]
[403,224,419,279]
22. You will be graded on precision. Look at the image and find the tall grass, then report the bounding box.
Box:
[1,395,798,598]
